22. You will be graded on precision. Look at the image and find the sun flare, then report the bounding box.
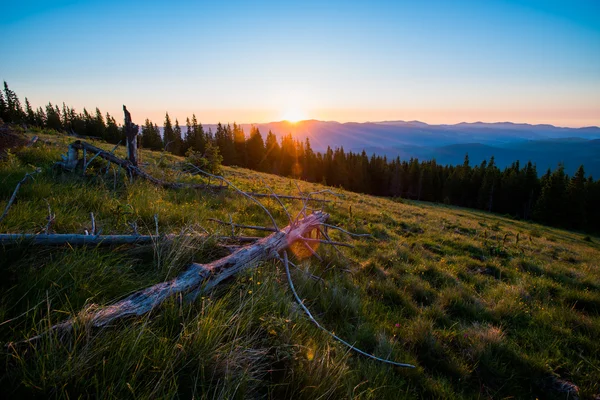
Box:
[281,108,306,123]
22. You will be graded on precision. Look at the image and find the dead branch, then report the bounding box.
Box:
[26,135,38,147]
[281,250,414,368]
[0,169,41,224]
[301,237,355,248]
[208,218,278,233]
[247,192,331,203]
[321,223,374,239]
[186,163,279,231]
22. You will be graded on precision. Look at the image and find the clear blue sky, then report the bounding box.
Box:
[2,0,599,126]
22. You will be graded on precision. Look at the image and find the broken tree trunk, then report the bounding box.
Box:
[123,105,138,166]
[68,141,224,191]
[20,211,329,342]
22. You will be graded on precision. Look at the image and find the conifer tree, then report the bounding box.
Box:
[141,119,163,150]
[534,163,568,226]
[105,113,122,144]
[0,90,6,122]
[264,130,280,173]
[163,113,175,151]
[24,98,35,126]
[246,126,265,171]
[233,123,247,167]
[45,103,62,131]
[173,119,183,155]
[3,81,24,123]
[567,165,586,229]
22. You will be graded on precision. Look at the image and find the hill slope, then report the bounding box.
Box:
[1,131,599,399]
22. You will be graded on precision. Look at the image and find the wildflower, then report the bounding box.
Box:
[395,323,400,328]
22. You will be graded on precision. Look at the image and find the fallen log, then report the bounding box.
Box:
[0,233,261,246]
[17,211,328,343]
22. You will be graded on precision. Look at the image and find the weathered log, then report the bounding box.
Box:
[69,141,224,191]
[17,212,328,343]
[0,233,261,246]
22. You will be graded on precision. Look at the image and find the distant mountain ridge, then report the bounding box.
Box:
[161,120,600,177]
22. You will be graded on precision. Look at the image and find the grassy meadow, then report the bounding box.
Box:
[1,129,599,399]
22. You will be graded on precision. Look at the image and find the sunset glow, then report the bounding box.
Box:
[281,108,307,123]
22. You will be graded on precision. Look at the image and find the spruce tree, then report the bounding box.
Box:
[246,126,265,171]
[173,119,183,155]
[567,165,586,229]
[3,81,24,123]
[0,90,6,122]
[265,130,280,173]
[141,119,163,150]
[45,103,62,131]
[534,163,568,226]
[24,98,35,126]
[233,123,247,167]
[163,113,174,151]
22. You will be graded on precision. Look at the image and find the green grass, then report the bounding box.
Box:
[1,131,599,399]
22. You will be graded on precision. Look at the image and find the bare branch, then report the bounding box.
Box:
[208,218,277,232]
[186,163,279,231]
[301,237,355,248]
[259,177,293,226]
[322,223,374,239]
[281,251,414,368]
[0,169,41,224]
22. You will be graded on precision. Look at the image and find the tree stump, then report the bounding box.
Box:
[123,105,139,166]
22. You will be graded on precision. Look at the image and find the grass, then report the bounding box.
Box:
[1,130,599,399]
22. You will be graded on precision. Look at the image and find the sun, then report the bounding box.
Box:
[281,108,306,123]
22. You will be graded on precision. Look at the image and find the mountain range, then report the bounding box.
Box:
[176,120,600,178]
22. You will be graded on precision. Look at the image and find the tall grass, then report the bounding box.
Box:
[1,132,599,399]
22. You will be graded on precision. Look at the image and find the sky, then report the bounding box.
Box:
[1,0,599,127]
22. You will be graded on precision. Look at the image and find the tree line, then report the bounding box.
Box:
[2,81,599,233]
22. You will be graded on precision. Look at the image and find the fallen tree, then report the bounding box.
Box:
[20,211,328,338]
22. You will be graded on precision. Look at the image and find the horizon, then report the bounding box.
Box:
[2,0,599,127]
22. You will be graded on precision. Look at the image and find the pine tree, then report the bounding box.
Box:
[141,119,163,150]
[104,113,122,144]
[163,113,174,151]
[246,126,265,171]
[193,115,206,154]
[173,119,183,155]
[534,163,568,226]
[233,123,247,167]
[264,130,280,173]
[3,81,24,123]
[0,90,6,122]
[45,103,62,131]
[215,123,236,165]
[24,98,35,126]
[567,165,586,229]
